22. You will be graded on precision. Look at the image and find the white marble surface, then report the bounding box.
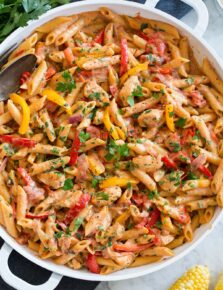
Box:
[96,1,223,289]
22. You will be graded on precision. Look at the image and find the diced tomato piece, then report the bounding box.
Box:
[86,254,100,274]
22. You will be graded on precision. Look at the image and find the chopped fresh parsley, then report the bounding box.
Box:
[56,71,76,93]
[96,192,109,201]
[169,111,174,117]
[127,85,143,107]
[175,118,186,128]
[155,220,162,230]
[88,92,101,100]
[148,190,159,200]
[186,172,198,180]
[63,178,74,190]
[168,171,182,186]
[54,231,63,239]
[169,142,181,152]
[79,131,90,143]
[91,176,104,188]
[105,139,129,161]
[73,217,84,231]
[107,236,113,247]
[51,147,60,155]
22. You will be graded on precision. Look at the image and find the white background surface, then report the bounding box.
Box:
[96,1,223,289]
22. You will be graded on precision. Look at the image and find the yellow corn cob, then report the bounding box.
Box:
[169,265,210,290]
[215,273,223,290]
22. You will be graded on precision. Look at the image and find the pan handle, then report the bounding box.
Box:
[144,0,209,37]
[0,243,62,290]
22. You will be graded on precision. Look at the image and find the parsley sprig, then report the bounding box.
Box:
[127,85,143,107]
[56,71,76,93]
[0,1,70,43]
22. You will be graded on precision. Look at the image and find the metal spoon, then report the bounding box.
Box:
[0,54,37,101]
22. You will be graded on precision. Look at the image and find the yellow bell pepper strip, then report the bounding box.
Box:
[165,104,175,132]
[100,176,138,189]
[42,88,72,115]
[88,153,105,176]
[120,61,149,85]
[103,107,119,140]
[10,93,30,135]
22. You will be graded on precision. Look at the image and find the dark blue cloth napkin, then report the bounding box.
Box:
[0,0,192,289]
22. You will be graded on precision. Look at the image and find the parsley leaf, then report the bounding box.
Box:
[105,140,129,161]
[175,118,186,128]
[186,172,198,180]
[148,190,159,200]
[169,142,181,152]
[63,178,74,190]
[88,92,101,100]
[73,217,83,231]
[0,1,70,43]
[56,71,76,93]
[54,230,63,239]
[127,85,143,107]
[79,131,90,143]
[96,192,109,201]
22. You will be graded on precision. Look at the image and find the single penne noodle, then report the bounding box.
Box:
[186,197,217,211]
[129,256,162,268]
[30,156,70,175]
[198,84,223,116]
[182,179,210,191]
[141,247,174,257]
[199,206,215,224]
[211,159,223,193]
[131,168,157,191]
[186,187,214,196]
[167,236,185,249]
[183,223,193,242]
[27,61,47,96]
[202,58,223,94]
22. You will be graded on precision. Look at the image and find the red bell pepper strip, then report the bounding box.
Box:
[69,131,81,166]
[161,156,177,170]
[120,38,129,76]
[113,243,153,252]
[26,212,49,219]
[198,165,213,179]
[86,254,100,274]
[0,135,36,148]
[146,207,160,228]
[64,193,91,225]
[94,29,105,45]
